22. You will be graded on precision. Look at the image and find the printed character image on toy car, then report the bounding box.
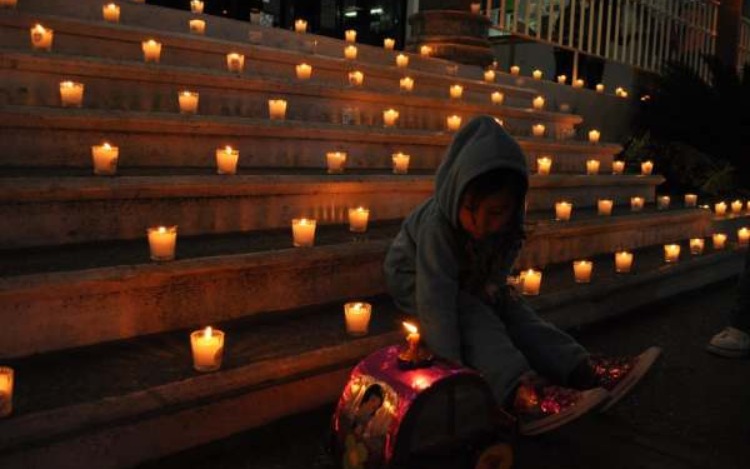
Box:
[332,322,516,469]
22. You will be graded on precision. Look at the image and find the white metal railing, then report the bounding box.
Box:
[485,0,719,81]
[740,17,750,77]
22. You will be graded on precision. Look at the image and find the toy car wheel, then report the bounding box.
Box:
[475,442,513,469]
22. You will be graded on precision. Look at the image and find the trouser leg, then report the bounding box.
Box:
[729,247,750,332]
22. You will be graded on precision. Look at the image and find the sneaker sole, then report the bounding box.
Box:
[519,387,609,436]
[705,344,750,358]
[599,346,661,412]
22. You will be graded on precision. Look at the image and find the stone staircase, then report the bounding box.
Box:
[0,1,745,468]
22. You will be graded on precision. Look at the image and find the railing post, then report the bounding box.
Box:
[716,0,742,71]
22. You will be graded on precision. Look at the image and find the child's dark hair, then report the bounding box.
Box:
[462,168,527,210]
[361,384,384,407]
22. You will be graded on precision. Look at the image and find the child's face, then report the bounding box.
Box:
[459,190,517,240]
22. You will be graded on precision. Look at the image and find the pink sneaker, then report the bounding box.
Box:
[590,346,662,412]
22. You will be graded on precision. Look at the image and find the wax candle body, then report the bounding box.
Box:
[588,129,601,143]
[484,69,496,82]
[532,124,545,137]
[103,3,120,22]
[348,207,370,233]
[344,45,358,60]
[148,226,177,261]
[715,202,727,216]
[690,238,705,255]
[0,367,13,418]
[344,302,372,336]
[657,196,671,210]
[470,2,481,13]
[732,200,743,214]
[91,143,119,175]
[586,159,600,175]
[268,99,287,120]
[296,63,312,80]
[142,39,162,62]
[59,81,84,108]
[345,29,357,42]
[510,65,520,76]
[216,146,239,175]
[537,157,552,175]
[521,269,542,296]
[190,327,224,372]
[598,199,614,216]
[532,95,545,110]
[226,53,245,72]
[664,244,681,263]
[326,151,347,174]
[573,79,584,88]
[555,201,572,221]
[739,228,750,247]
[641,161,653,175]
[383,38,395,50]
[630,197,644,211]
[615,251,633,273]
[396,54,409,68]
[348,70,364,86]
[449,84,463,99]
[190,0,204,13]
[420,45,432,57]
[178,91,199,114]
[573,260,593,283]
[446,115,462,131]
[292,218,316,247]
[684,194,697,207]
[383,109,399,127]
[532,70,543,80]
[189,19,205,34]
[294,19,307,33]
[392,152,410,174]
[400,76,414,92]
[557,75,567,84]
[713,233,727,249]
[30,24,54,51]
[596,83,605,93]
[491,91,504,105]
[612,161,625,174]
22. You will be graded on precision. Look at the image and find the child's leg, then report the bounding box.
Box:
[498,293,589,386]
[457,291,532,404]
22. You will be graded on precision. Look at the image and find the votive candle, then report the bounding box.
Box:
[532,95,545,110]
[739,227,750,247]
[226,52,245,73]
[345,29,357,42]
[732,200,743,214]
[557,74,567,84]
[348,207,370,233]
[268,99,287,120]
[664,244,681,263]
[588,129,601,143]
[520,269,542,296]
[102,3,120,22]
[294,19,307,33]
[555,201,572,221]
[419,45,432,57]
[484,69,496,82]
[491,91,504,105]
[142,39,162,63]
[573,78,584,88]
[630,196,644,211]
[400,76,414,92]
[190,0,204,13]
[59,81,84,108]
[396,53,409,68]
[615,250,634,273]
[657,195,671,210]
[344,45,358,60]
[537,156,552,175]
[641,160,653,175]
[348,70,364,86]
[292,218,316,247]
[715,201,727,216]
[190,326,225,372]
[392,152,410,174]
[0,367,13,418]
[532,69,542,80]
[30,24,54,51]
[532,124,545,137]
[573,260,593,283]
[189,19,205,35]
[713,233,727,249]
[510,65,520,76]
[344,302,372,336]
[148,225,177,261]
[598,199,614,216]
[449,84,463,99]
[296,63,312,80]
[178,91,199,114]
[446,114,462,131]
[690,238,705,255]
[596,83,605,93]
[612,161,625,175]
[383,108,399,127]
[586,159,600,175]
[216,146,239,175]
[684,194,697,207]
[326,151,347,174]
[91,142,119,175]
[384,38,395,50]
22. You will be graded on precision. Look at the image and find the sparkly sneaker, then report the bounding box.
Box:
[513,374,609,436]
[590,346,662,412]
[707,327,750,358]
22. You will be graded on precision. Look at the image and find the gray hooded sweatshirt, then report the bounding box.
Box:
[383,115,530,363]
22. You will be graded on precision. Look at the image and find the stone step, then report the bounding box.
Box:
[0,173,663,247]
[0,207,710,358]
[0,106,621,170]
[0,50,581,136]
[0,243,742,469]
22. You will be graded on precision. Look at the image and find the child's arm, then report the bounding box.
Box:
[415,220,463,363]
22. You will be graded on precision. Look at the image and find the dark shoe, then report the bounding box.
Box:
[513,374,608,436]
[590,346,662,412]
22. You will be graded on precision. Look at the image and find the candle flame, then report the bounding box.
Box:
[402,321,418,334]
[147,39,157,46]
[34,24,46,33]
[106,3,117,9]
[158,226,166,233]
[61,80,74,88]
[224,145,233,153]
[103,142,111,150]
[203,326,212,339]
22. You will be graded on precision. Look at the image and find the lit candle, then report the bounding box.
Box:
[746,201,750,211]
[532,95,545,110]
[470,2,481,13]
[268,99,287,120]
[0,0,17,7]
[690,238,705,255]
[348,70,364,86]
[684,194,698,207]
[715,201,727,216]
[294,19,307,33]
[612,160,625,175]
[345,29,357,42]
[520,269,542,296]
[713,233,727,249]
[446,114,462,131]
[141,39,162,63]
[732,199,743,214]
[596,83,605,93]
[532,124,545,137]
[419,45,432,57]
[102,3,120,22]
[226,52,245,73]
[555,201,572,221]
[449,84,463,99]
[657,195,671,210]
[615,87,627,98]
[190,326,225,372]
[641,160,653,175]
[348,207,370,233]
[396,53,409,68]
[91,142,119,175]
[491,91,504,105]
[147,225,177,261]
[344,45,358,60]
[557,74,567,84]
[739,227,750,247]
[344,302,372,336]
[586,159,600,175]
[573,260,593,283]
[326,151,347,174]
[392,152,410,174]
[494,118,504,127]
[537,156,552,175]
[630,196,644,211]
[532,69,542,80]
[190,0,204,13]
[588,129,601,144]
[384,38,395,50]
[296,63,312,80]
[30,24,54,51]
[510,65,520,76]
[664,244,681,263]
[383,108,399,127]
[399,76,414,92]
[178,90,199,114]
[0,367,13,418]
[403,321,420,354]
[189,19,206,35]
[59,81,84,108]
[216,146,239,175]
[573,78,585,88]
[615,250,634,273]
[598,199,613,216]
[484,69,496,82]
[292,218,316,247]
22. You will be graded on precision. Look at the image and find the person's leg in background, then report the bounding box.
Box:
[707,247,750,357]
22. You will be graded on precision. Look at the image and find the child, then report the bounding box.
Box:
[384,115,660,435]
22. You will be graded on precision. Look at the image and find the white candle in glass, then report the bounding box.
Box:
[520,269,542,296]
[537,156,552,175]
[641,160,653,175]
[190,0,204,13]
[102,3,120,22]
[292,218,316,247]
[598,199,614,216]
[383,109,399,127]
[588,129,601,143]
[216,146,239,175]
[510,65,520,76]
[142,39,162,63]
[684,194,697,207]
[586,159,600,175]
[470,2,481,13]
[348,207,370,233]
[30,24,54,51]
[399,76,414,92]
[715,201,727,216]
[344,302,372,336]
[226,53,245,73]
[612,160,625,175]
[573,260,593,283]
[630,196,644,211]
[91,142,119,175]
[739,227,750,247]
[344,45,358,60]
[326,151,347,174]
[532,95,545,110]
[396,53,409,68]
[59,81,84,108]
[555,201,572,221]
[383,38,395,50]
[532,69,542,80]
[419,45,432,57]
[690,238,705,255]
[657,195,671,210]
[596,83,605,93]
[345,29,357,42]
[296,63,312,80]
[713,233,727,249]
[484,69,496,83]
[491,91,504,105]
[189,19,206,35]
[732,200,743,214]
[615,250,633,273]
[178,91,199,114]
[573,78,585,88]
[268,99,287,120]
[190,326,225,372]
[148,225,177,261]
[532,124,545,137]
[557,75,567,84]
[348,70,364,86]
[446,115,462,131]
[449,84,463,99]
[392,152,410,174]
[294,19,307,33]
[664,244,681,263]
[0,367,13,418]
